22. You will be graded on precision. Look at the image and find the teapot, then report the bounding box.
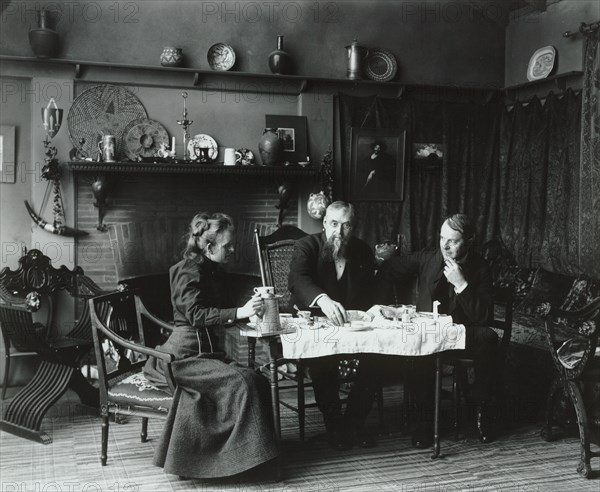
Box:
[256,292,281,335]
[345,39,368,80]
[307,191,330,220]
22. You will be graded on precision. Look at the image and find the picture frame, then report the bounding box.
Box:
[349,128,406,201]
[413,143,444,169]
[0,125,16,183]
[265,115,308,164]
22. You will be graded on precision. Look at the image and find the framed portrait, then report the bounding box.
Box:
[265,115,308,164]
[349,128,406,201]
[0,125,16,183]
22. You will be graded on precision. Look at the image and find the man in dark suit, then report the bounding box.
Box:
[375,214,498,446]
[288,201,379,450]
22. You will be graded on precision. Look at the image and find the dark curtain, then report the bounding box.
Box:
[337,94,502,252]
[579,30,600,277]
[499,90,584,276]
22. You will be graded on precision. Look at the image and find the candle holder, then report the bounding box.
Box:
[176,91,193,160]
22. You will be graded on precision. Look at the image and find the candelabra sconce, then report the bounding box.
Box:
[91,174,109,231]
[275,181,294,227]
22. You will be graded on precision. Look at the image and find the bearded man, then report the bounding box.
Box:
[288,201,379,450]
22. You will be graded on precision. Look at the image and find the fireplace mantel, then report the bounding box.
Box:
[67,161,318,231]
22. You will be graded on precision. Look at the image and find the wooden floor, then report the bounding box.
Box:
[1,384,598,492]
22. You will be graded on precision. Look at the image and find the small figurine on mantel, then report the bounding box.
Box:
[156,142,176,160]
[69,138,90,161]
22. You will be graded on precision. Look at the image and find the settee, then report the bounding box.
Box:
[481,238,600,423]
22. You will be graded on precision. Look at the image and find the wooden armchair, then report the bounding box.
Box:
[539,297,600,478]
[0,249,105,443]
[90,290,176,466]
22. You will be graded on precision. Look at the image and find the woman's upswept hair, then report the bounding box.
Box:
[184,212,234,261]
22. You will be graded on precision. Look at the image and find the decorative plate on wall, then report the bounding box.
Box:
[207,43,236,71]
[187,134,219,161]
[527,46,556,81]
[365,49,398,82]
[123,118,170,161]
[67,84,148,160]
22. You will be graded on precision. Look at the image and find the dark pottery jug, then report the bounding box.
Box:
[268,35,292,75]
[258,128,284,166]
[29,10,59,59]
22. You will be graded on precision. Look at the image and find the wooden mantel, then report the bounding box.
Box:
[67,161,319,231]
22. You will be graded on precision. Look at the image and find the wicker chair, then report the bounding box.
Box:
[254,226,384,440]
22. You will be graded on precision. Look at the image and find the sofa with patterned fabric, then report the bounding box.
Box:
[481,238,600,423]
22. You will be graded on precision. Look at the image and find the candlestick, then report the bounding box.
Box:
[176,91,193,160]
[433,300,440,318]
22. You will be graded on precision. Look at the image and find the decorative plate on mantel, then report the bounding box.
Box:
[123,118,170,161]
[67,84,148,161]
[187,134,219,161]
[527,46,556,81]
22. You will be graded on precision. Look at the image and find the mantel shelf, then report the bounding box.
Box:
[67,161,318,232]
[67,161,318,176]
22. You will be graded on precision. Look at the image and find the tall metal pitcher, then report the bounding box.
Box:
[345,39,368,80]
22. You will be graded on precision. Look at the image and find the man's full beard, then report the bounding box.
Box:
[320,234,349,262]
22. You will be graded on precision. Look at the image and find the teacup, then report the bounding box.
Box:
[254,286,275,297]
[297,310,312,321]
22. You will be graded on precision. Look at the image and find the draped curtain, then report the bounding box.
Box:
[337,94,502,252]
[499,91,583,275]
[578,30,600,277]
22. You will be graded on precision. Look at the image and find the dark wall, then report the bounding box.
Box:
[505,0,599,86]
[1,0,505,88]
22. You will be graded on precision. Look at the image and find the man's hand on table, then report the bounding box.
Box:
[316,295,347,326]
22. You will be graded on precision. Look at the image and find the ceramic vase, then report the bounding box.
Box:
[258,128,283,166]
[307,191,330,220]
[29,10,59,59]
[268,35,292,75]
[160,47,183,67]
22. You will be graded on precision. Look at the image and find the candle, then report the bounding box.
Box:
[171,136,175,151]
[433,300,440,317]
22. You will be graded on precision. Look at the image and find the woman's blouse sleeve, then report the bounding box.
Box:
[172,265,238,328]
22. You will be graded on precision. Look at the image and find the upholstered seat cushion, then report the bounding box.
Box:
[108,372,172,412]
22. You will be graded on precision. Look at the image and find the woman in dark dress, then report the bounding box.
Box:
[143,212,277,478]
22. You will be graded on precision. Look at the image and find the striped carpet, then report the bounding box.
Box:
[0,384,598,491]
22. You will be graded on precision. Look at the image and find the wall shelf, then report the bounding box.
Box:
[504,70,583,101]
[0,54,408,95]
[67,161,318,231]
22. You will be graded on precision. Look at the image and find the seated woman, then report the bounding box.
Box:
[143,212,277,479]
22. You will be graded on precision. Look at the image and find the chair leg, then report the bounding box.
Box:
[453,367,460,441]
[567,381,594,478]
[141,417,149,442]
[101,413,109,466]
[401,381,411,431]
[377,385,385,431]
[2,350,10,400]
[297,361,305,441]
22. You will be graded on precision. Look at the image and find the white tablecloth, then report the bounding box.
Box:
[279,315,465,359]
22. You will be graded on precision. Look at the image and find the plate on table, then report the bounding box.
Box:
[341,321,374,332]
[187,134,219,161]
[346,310,374,322]
[365,48,398,82]
[207,43,236,71]
[527,46,556,81]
